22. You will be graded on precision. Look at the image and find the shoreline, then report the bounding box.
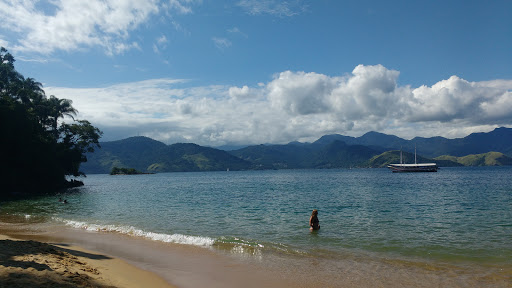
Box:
[0,222,300,288]
[1,216,511,288]
[0,232,173,288]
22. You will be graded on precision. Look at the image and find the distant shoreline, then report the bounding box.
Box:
[110,172,156,175]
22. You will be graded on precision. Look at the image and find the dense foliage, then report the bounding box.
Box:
[1,47,102,196]
[110,167,143,175]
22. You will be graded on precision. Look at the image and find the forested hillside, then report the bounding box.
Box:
[81,137,253,174]
[435,152,512,166]
[229,140,383,169]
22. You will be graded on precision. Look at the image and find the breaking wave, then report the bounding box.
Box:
[55,218,216,247]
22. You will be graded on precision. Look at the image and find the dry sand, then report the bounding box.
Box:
[0,234,174,288]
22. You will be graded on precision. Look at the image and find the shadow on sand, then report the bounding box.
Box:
[0,239,116,288]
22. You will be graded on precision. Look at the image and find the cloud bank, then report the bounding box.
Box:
[45,65,512,146]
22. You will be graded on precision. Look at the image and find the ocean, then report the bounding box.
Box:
[1,167,511,287]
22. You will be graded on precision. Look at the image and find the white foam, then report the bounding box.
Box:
[54,218,215,247]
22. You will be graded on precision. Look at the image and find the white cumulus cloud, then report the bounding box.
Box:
[408,76,512,124]
[267,71,338,115]
[45,65,512,146]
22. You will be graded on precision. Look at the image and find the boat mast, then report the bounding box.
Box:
[400,146,403,164]
[414,144,417,164]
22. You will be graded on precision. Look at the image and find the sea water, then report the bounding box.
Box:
[1,167,511,285]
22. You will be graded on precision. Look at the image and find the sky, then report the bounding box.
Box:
[1,0,512,147]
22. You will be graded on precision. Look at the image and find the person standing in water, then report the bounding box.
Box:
[309,209,320,231]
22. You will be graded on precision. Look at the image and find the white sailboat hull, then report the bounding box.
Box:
[388,146,438,172]
[387,163,438,172]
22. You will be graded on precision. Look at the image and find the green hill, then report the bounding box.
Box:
[435,152,512,166]
[81,137,253,174]
[228,143,315,169]
[311,141,381,168]
[230,140,382,169]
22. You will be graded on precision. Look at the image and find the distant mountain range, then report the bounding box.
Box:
[308,127,512,158]
[80,127,512,174]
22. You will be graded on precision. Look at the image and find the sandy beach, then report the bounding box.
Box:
[1,210,510,288]
[0,233,173,288]
[0,221,300,288]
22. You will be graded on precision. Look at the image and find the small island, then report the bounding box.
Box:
[110,167,153,175]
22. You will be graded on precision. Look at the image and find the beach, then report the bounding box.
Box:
[2,218,511,288]
[0,232,173,288]
[0,222,300,288]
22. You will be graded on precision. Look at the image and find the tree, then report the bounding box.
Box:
[0,47,23,103]
[0,47,102,196]
[47,95,78,137]
[110,167,142,175]
[58,120,103,177]
[19,77,45,106]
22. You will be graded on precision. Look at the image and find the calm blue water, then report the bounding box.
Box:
[1,167,511,265]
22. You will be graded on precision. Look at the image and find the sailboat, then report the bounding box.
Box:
[387,146,438,172]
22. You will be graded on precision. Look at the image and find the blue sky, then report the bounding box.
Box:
[1,0,512,146]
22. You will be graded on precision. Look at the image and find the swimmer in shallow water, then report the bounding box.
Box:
[309,209,320,231]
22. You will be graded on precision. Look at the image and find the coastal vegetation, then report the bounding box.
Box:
[0,47,102,196]
[110,167,146,175]
[435,152,512,166]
